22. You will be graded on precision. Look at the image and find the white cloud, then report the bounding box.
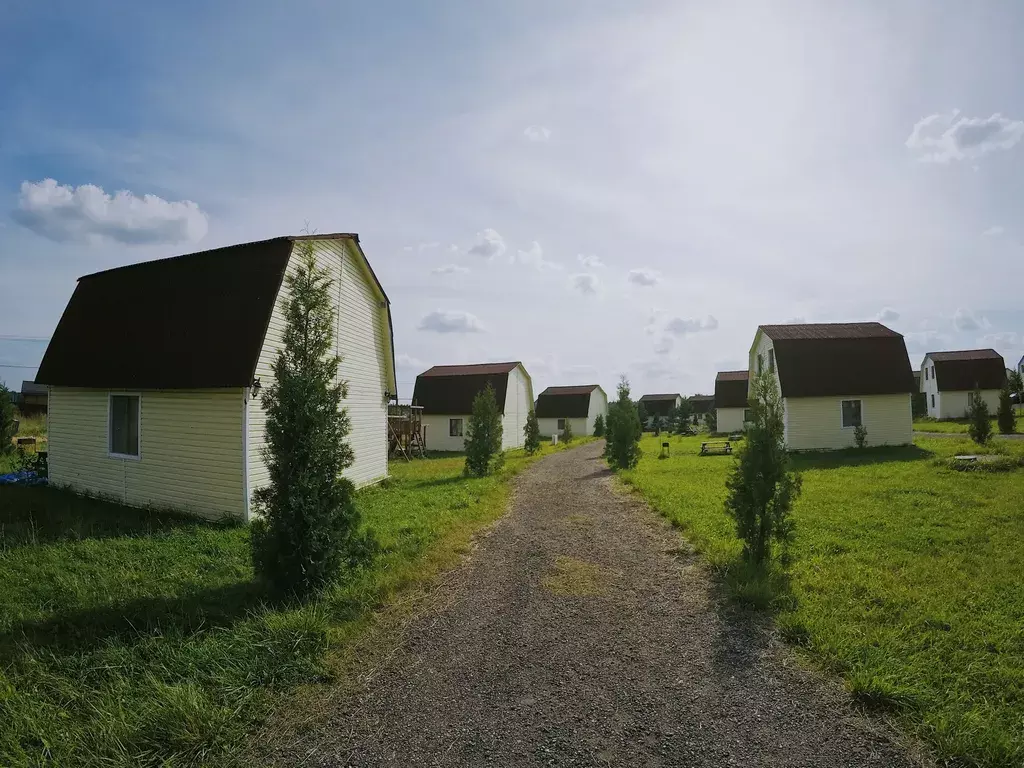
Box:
[514,241,560,270]
[417,310,484,334]
[653,336,673,355]
[982,225,1005,237]
[877,307,900,323]
[395,353,423,370]
[524,125,552,142]
[12,178,208,245]
[571,273,599,295]
[417,241,440,250]
[978,331,1020,348]
[906,111,1024,163]
[467,228,506,259]
[431,263,469,275]
[953,307,988,332]
[628,268,659,287]
[905,329,949,355]
[577,254,603,268]
[664,315,719,336]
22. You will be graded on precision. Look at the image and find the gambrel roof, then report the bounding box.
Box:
[535,385,601,418]
[925,349,1006,391]
[412,362,523,415]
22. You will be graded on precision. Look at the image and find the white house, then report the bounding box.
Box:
[748,323,915,450]
[920,349,1005,419]
[714,370,749,433]
[535,385,608,437]
[411,362,533,452]
[35,234,396,521]
[638,393,681,429]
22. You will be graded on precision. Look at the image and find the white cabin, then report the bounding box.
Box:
[920,350,1005,419]
[535,385,608,437]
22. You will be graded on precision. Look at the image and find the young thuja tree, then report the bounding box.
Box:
[636,402,648,432]
[651,414,662,436]
[967,385,992,444]
[703,409,717,434]
[0,383,16,455]
[251,242,368,597]
[673,401,694,435]
[562,417,574,443]
[724,371,801,567]
[464,383,504,476]
[996,381,1016,434]
[854,424,868,448]
[606,376,643,469]
[523,408,541,454]
[1009,370,1024,406]
[593,413,605,438]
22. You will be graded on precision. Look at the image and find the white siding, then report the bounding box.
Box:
[421,414,470,452]
[784,394,912,450]
[537,417,587,438]
[921,355,1000,418]
[501,364,532,450]
[48,387,246,520]
[586,387,608,434]
[248,239,391,499]
[717,407,747,434]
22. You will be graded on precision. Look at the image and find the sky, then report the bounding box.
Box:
[2,0,1023,400]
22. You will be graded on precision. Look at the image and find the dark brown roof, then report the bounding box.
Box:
[36,235,395,391]
[715,371,749,409]
[638,393,679,417]
[535,385,600,418]
[412,362,523,415]
[926,349,1006,391]
[688,394,715,414]
[639,393,680,402]
[759,323,915,398]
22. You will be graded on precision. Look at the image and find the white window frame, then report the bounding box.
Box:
[449,417,464,438]
[107,392,142,460]
[557,418,566,431]
[840,398,863,429]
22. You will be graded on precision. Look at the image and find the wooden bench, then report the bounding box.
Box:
[700,440,732,455]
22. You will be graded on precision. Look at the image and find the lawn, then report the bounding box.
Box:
[620,434,1024,768]
[914,416,1020,434]
[0,440,579,767]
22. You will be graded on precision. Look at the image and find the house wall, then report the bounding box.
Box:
[934,389,1000,420]
[537,417,587,438]
[586,387,608,434]
[421,414,470,452]
[748,330,786,441]
[48,387,246,519]
[500,365,532,450]
[783,393,912,450]
[716,407,747,434]
[249,239,390,499]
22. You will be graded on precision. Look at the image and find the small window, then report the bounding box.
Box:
[768,349,775,374]
[841,399,862,428]
[924,368,929,381]
[449,418,464,437]
[757,354,764,374]
[109,394,140,458]
[931,394,935,408]
[931,366,935,379]
[557,418,566,431]
[743,408,753,423]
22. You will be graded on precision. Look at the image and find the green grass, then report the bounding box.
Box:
[0,441,578,767]
[620,433,1024,767]
[15,413,47,439]
[914,407,1024,434]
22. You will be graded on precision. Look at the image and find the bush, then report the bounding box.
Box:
[912,391,928,418]
[605,377,643,470]
[523,408,541,454]
[997,382,1016,434]
[0,383,16,454]
[561,417,574,444]
[703,410,717,433]
[636,402,648,432]
[967,386,992,445]
[464,383,504,476]
[854,424,868,448]
[250,242,369,598]
[672,402,694,435]
[724,370,801,567]
[593,413,605,438]
[651,414,662,436]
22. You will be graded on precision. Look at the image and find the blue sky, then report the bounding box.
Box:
[2,0,1023,398]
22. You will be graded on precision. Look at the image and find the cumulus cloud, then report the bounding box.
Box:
[524,125,552,142]
[877,307,900,323]
[12,178,208,245]
[514,241,560,270]
[571,273,599,295]
[577,254,603,268]
[395,353,423,370]
[982,225,1005,237]
[953,308,988,332]
[628,268,659,287]
[653,336,674,355]
[664,315,719,336]
[431,264,469,275]
[978,331,1020,348]
[906,111,1024,163]
[417,310,483,334]
[467,228,506,259]
[904,330,948,354]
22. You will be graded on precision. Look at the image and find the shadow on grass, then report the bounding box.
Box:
[790,444,934,471]
[0,579,274,660]
[0,486,239,549]
[406,475,465,490]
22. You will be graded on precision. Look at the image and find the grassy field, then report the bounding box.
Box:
[913,416,1020,434]
[619,434,1024,767]
[0,440,579,767]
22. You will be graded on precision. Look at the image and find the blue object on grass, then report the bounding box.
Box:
[0,471,47,486]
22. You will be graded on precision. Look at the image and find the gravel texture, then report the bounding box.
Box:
[278,441,924,767]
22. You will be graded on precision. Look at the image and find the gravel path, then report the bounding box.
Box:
[281,441,922,767]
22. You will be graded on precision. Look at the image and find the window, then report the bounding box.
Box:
[449,418,464,437]
[924,368,929,381]
[757,354,764,374]
[841,399,862,428]
[109,394,140,458]
[931,365,935,379]
[768,349,775,374]
[743,408,753,423]
[931,394,935,408]
[967,391,976,406]
[557,418,566,431]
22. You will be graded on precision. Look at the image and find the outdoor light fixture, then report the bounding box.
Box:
[250,377,261,398]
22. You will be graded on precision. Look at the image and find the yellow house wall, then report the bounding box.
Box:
[784,393,912,450]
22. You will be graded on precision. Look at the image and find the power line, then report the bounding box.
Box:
[0,335,49,342]
[0,364,39,369]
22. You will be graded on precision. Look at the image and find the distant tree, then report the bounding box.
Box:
[593,413,605,438]
[724,371,801,567]
[703,410,717,433]
[250,242,367,597]
[967,386,992,445]
[997,381,1016,434]
[854,424,868,448]
[636,401,649,432]
[464,383,504,476]
[524,408,541,454]
[605,376,643,470]
[1009,370,1024,405]
[652,413,663,436]
[912,392,928,419]
[673,401,694,435]
[562,416,574,443]
[0,383,16,455]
